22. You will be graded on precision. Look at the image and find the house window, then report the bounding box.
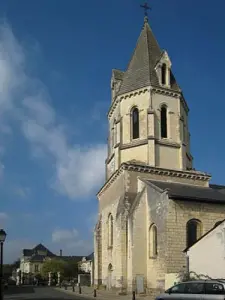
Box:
[186,219,202,248]
[108,214,113,248]
[160,106,167,138]
[34,264,39,272]
[131,107,139,140]
[149,224,158,257]
[161,63,167,85]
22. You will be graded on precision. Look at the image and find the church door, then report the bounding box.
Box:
[136,275,144,294]
[108,264,113,289]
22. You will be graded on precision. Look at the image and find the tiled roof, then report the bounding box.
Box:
[147,180,225,203]
[117,19,180,96]
[86,252,94,260]
[29,255,45,262]
[22,243,56,259]
[58,256,83,261]
[23,249,33,256]
[112,69,124,81]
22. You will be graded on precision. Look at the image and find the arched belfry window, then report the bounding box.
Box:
[161,63,167,85]
[160,105,167,138]
[108,214,113,248]
[131,107,139,140]
[149,223,158,257]
[186,219,202,248]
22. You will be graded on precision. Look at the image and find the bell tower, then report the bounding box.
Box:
[105,16,193,180]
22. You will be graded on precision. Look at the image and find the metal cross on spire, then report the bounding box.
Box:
[140,2,151,20]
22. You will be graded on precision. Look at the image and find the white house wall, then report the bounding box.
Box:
[187,222,225,279]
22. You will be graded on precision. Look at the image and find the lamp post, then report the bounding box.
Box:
[0,229,7,300]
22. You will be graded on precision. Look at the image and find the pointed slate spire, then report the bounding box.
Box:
[118,18,180,96]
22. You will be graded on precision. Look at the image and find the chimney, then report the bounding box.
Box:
[60,249,62,257]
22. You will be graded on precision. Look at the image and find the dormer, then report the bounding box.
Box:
[155,50,172,88]
[111,69,124,102]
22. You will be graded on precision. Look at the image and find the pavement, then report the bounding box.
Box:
[55,286,146,300]
[4,286,91,300]
[3,285,148,300]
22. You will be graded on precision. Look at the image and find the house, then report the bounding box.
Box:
[20,244,83,278]
[78,253,94,286]
[94,12,225,297]
[20,243,56,275]
[78,253,94,273]
[185,217,225,280]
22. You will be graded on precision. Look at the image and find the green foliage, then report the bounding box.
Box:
[64,260,79,279]
[178,269,213,283]
[41,259,67,278]
[41,258,80,280]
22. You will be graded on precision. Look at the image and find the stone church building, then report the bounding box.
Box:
[94,16,225,295]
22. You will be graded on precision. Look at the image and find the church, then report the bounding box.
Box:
[93,13,225,296]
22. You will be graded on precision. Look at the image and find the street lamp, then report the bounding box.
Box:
[0,229,6,300]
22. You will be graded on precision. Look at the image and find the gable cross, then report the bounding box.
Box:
[140,2,151,18]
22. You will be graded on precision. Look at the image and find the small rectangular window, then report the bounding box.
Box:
[34,264,39,272]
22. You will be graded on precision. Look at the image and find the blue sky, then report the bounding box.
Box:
[0,0,225,263]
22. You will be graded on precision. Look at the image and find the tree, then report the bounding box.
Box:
[64,260,79,278]
[41,259,67,279]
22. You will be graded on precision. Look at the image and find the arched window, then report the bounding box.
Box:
[160,105,167,138]
[186,219,202,248]
[114,120,117,146]
[161,63,167,85]
[149,224,158,257]
[111,127,114,149]
[215,221,223,227]
[131,107,139,140]
[108,214,113,248]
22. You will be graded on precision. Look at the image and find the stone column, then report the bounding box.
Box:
[57,272,61,286]
[119,197,130,295]
[16,270,21,286]
[48,272,52,286]
[94,217,102,287]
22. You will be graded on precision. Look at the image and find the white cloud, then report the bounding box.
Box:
[52,228,79,243]
[0,22,107,199]
[52,228,93,255]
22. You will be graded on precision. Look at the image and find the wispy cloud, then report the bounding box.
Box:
[0,21,106,199]
[13,186,31,199]
[52,228,92,255]
[52,228,79,243]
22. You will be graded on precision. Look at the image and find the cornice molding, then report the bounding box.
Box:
[97,162,211,198]
[108,87,150,118]
[151,87,180,98]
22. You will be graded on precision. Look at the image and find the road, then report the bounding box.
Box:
[4,286,90,300]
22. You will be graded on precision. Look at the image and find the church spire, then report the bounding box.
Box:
[117,4,180,96]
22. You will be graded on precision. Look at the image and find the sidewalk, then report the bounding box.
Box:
[55,286,147,300]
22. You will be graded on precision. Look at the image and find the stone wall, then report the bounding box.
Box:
[165,199,225,288]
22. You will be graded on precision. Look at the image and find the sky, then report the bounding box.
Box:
[0,0,224,263]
